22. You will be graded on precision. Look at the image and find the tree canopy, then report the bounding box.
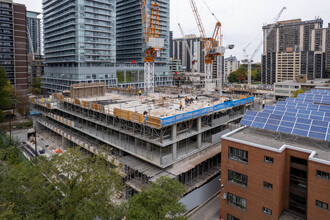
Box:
[0,67,14,121]
[126,176,187,220]
[0,145,125,219]
[292,89,305,98]
[32,76,42,95]
[1,130,188,220]
[227,64,261,83]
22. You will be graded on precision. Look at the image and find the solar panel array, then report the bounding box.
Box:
[240,89,330,142]
[289,92,330,105]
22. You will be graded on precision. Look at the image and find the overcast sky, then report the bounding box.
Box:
[16,0,330,62]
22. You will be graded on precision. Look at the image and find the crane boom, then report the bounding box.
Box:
[189,0,225,93]
[243,7,286,87]
[189,0,207,48]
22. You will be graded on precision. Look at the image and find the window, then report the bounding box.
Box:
[227,214,240,220]
[227,193,247,211]
[229,147,248,163]
[264,156,274,164]
[316,200,328,210]
[263,181,273,190]
[263,207,272,215]
[316,170,329,180]
[228,170,247,187]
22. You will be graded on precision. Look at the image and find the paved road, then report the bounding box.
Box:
[189,194,220,220]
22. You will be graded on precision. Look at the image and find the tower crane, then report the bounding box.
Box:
[242,7,286,87]
[189,0,232,94]
[178,23,197,72]
[139,0,164,95]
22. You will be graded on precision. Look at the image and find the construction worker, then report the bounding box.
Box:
[184,96,188,104]
[179,100,183,111]
[139,90,142,96]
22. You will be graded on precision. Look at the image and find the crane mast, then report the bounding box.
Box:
[139,0,163,95]
[189,0,224,93]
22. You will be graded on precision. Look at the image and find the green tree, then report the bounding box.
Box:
[292,89,305,98]
[0,147,124,219]
[126,176,187,220]
[227,64,261,83]
[32,76,42,95]
[0,67,14,121]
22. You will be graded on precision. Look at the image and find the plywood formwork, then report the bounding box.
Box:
[70,83,105,98]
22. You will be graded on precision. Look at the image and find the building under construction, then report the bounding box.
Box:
[30,83,254,201]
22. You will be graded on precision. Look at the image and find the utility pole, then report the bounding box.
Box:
[9,113,12,140]
[34,125,38,157]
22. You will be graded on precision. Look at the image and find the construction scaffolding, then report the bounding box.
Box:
[30,86,254,198]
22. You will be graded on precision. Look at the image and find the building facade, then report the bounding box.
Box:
[26,11,41,55]
[221,89,330,219]
[172,35,205,73]
[0,0,28,92]
[262,19,325,84]
[169,58,182,74]
[30,89,254,205]
[225,55,240,83]
[213,55,225,88]
[116,0,170,65]
[221,128,330,220]
[310,23,330,73]
[42,0,117,93]
[28,54,44,88]
[42,0,171,93]
[115,0,171,88]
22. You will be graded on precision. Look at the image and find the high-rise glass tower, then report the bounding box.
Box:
[42,0,117,93]
[27,11,41,55]
[116,0,171,88]
[116,0,170,64]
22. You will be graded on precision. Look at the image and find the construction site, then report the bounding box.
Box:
[30,82,254,202]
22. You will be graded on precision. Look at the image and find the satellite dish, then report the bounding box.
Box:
[222,193,227,199]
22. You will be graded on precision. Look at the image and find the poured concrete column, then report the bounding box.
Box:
[172,143,177,161]
[172,124,177,161]
[134,138,138,154]
[197,118,202,149]
[197,134,202,149]
[172,124,177,140]
[197,117,202,131]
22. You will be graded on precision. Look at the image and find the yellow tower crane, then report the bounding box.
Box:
[139,0,164,95]
[189,0,226,93]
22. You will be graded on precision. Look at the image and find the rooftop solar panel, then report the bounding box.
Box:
[278,126,293,134]
[264,124,278,131]
[240,89,330,141]
[308,132,326,140]
[240,119,253,126]
[312,120,328,127]
[266,119,281,125]
[292,129,309,137]
[252,121,265,129]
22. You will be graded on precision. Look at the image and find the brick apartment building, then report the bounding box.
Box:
[220,89,330,220]
[221,128,330,220]
[0,0,28,92]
